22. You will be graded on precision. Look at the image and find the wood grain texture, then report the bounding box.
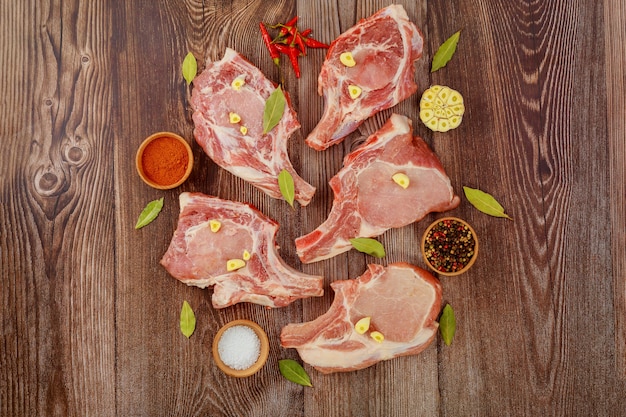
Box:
[1,1,117,416]
[605,0,626,379]
[2,0,625,416]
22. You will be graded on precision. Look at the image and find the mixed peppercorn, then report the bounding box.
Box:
[260,16,330,78]
[423,218,476,274]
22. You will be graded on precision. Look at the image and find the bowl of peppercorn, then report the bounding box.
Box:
[421,217,478,276]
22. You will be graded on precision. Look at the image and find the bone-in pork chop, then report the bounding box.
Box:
[160,192,323,308]
[280,263,442,373]
[296,114,460,263]
[305,5,424,150]
[191,48,315,205]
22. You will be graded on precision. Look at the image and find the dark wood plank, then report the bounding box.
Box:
[605,0,626,379]
[428,0,626,415]
[0,0,117,416]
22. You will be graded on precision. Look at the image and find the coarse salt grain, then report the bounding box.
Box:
[217,325,261,370]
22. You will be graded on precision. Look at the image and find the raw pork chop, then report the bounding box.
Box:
[191,48,315,205]
[160,192,323,308]
[281,263,442,373]
[305,5,423,150]
[296,114,460,263]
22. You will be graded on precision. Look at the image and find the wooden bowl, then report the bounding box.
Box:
[135,131,193,190]
[212,319,270,378]
[421,217,479,277]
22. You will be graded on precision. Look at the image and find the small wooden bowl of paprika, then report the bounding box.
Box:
[136,131,193,190]
[421,217,479,277]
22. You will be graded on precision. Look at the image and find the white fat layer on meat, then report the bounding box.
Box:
[211,278,288,308]
[179,192,194,209]
[296,327,437,369]
[227,165,268,182]
[180,278,213,289]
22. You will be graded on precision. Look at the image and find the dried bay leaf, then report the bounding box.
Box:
[439,304,456,346]
[463,186,513,220]
[431,30,461,72]
[263,86,286,134]
[278,169,295,208]
[279,359,313,387]
[135,197,164,229]
[349,237,386,258]
[182,52,197,85]
[180,300,196,338]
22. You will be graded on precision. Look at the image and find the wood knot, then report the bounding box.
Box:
[62,135,90,167]
[67,146,83,162]
[33,165,66,197]
[40,172,58,189]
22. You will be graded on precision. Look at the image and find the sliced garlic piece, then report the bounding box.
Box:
[240,126,248,135]
[340,51,356,67]
[229,112,241,124]
[348,85,362,99]
[242,250,251,261]
[231,75,246,90]
[354,317,371,334]
[226,259,245,271]
[370,331,384,343]
[392,173,410,189]
[209,220,221,233]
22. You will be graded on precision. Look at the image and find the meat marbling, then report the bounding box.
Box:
[160,192,324,308]
[296,113,460,264]
[191,48,315,205]
[305,4,424,150]
[280,263,442,373]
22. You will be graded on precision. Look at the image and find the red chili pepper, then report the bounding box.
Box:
[277,16,298,37]
[302,36,329,49]
[284,27,306,55]
[275,43,301,78]
[294,32,307,55]
[300,28,312,37]
[260,22,280,66]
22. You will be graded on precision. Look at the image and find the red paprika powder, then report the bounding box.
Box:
[141,136,189,186]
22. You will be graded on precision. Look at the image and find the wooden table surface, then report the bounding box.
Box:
[2,0,625,416]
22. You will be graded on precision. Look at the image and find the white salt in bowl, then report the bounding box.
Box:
[212,319,269,377]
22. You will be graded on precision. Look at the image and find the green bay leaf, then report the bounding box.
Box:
[439,304,456,346]
[263,86,286,134]
[135,197,164,229]
[180,300,196,338]
[349,237,386,258]
[182,52,197,85]
[463,186,513,220]
[278,169,295,208]
[431,30,461,72]
[279,359,312,387]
